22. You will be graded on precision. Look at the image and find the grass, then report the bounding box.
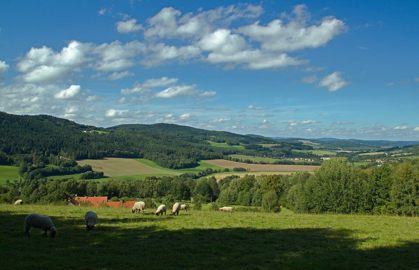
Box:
[1,204,418,270]
[0,165,20,185]
[208,141,245,150]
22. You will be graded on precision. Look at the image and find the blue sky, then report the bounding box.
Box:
[0,0,418,140]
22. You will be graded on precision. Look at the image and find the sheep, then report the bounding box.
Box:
[155,204,166,216]
[85,211,98,231]
[132,201,145,213]
[180,204,188,212]
[14,199,23,205]
[24,214,56,238]
[172,202,181,216]
[219,206,234,212]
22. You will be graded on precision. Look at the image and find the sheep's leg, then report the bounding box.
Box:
[42,230,47,237]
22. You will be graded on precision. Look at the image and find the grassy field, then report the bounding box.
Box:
[206,159,320,172]
[75,158,223,180]
[212,171,297,180]
[0,165,20,185]
[1,204,418,270]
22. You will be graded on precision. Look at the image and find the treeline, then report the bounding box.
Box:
[1,158,417,215]
[0,112,280,169]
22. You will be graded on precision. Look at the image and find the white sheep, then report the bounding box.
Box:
[24,214,56,238]
[132,201,145,213]
[14,199,23,205]
[155,204,166,216]
[172,202,181,216]
[180,204,188,212]
[85,211,98,231]
[219,206,234,212]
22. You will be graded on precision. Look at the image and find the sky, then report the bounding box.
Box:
[0,0,418,140]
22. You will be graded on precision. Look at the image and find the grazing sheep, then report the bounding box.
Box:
[180,204,188,212]
[155,204,166,216]
[172,202,181,216]
[85,211,98,231]
[219,206,234,212]
[132,201,145,213]
[14,199,23,205]
[24,214,56,238]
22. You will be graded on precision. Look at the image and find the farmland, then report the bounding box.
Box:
[0,165,20,185]
[1,204,418,270]
[76,158,222,179]
[206,159,320,172]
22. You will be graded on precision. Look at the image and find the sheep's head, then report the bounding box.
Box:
[50,227,56,238]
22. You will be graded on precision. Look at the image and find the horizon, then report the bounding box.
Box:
[1,1,419,140]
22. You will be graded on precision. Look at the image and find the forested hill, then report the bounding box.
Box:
[0,112,277,168]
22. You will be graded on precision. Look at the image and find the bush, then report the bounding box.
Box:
[262,191,280,213]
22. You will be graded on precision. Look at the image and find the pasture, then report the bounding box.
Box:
[0,165,20,185]
[206,159,320,172]
[1,204,418,270]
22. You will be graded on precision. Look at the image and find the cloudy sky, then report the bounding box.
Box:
[0,0,418,140]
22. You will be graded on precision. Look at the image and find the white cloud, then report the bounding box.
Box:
[54,85,81,99]
[105,109,128,118]
[116,19,142,33]
[155,85,196,98]
[179,113,191,120]
[414,127,419,132]
[0,60,9,73]
[121,77,178,94]
[200,91,216,97]
[394,125,408,130]
[238,5,345,52]
[64,106,78,118]
[93,41,145,71]
[98,8,107,16]
[301,120,316,125]
[18,41,89,83]
[319,72,348,91]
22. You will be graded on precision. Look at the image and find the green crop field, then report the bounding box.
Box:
[1,204,418,270]
[0,166,20,185]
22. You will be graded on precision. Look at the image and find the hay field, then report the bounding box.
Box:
[206,159,320,172]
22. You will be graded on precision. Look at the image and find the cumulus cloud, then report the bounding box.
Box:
[93,41,145,71]
[319,72,348,91]
[394,125,408,130]
[107,71,133,81]
[116,18,142,33]
[0,60,9,73]
[414,127,419,132]
[18,41,89,83]
[200,91,216,97]
[105,109,128,118]
[54,85,81,99]
[238,5,345,52]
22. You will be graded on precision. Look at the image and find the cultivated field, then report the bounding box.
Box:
[206,159,320,172]
[78,158,175,177]
[0,165,20,185]
[212,171,295,180]
[77,158,222,178]
[1,204,418,270]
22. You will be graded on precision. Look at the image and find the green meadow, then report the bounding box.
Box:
[1,204,418,270]
[0,165,20,185]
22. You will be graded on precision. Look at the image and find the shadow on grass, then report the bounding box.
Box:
[0,211,417,270]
